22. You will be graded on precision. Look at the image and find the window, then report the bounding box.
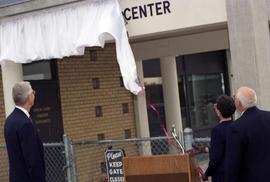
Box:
[143,58,161,77]
[89,50,97,61]
[100,162,106,173]
[176,50,229,137]
[23,60,54,80]
[95,106,103,117]
[119,77,124,87]
[142,58,166,138]
[97,133,105,140]
[122,103,129,113]
[124,129,131,139]
[92,78,100,89]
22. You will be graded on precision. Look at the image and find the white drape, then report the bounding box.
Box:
[0,0,141,95]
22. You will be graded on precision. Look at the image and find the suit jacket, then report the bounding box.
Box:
[4,108,46,182]
[225,107,270,182]
[205,120,233,182]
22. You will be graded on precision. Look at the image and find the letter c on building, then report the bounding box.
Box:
[123,8,132,21]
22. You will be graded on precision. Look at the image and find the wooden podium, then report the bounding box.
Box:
[123,153,200,182]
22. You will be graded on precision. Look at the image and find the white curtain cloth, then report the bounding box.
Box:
[0,0,141,95]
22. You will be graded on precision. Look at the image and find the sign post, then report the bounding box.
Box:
[105,149,125,182]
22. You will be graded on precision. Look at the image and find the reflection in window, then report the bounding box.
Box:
[189,74,223,129]
[179,74,224,137]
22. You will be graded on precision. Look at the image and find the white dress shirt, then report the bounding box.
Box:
[15,106,30,118]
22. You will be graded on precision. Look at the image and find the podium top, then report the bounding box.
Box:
[123,154,191,176]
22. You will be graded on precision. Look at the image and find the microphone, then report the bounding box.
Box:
[171,124,185,153]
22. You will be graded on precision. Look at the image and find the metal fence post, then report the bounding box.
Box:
[70,142,78,182]
[63,134,72,182]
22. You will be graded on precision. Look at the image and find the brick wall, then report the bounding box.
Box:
[0,44,140,181]
[57,44,138,181]
[58,44,137,141]
[0,67,8,182]
[0,67,6,144]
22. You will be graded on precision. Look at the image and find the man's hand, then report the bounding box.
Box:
[201,174,209,181]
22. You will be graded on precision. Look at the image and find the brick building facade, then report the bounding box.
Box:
[58,44,137,141]
[0,69,5,144]
[0,44,139,181]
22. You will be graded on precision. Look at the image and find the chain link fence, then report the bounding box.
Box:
[0,135,210,182]
[44,143,67,182]
[0,142,67,182]
[0,144,9,182]
[70,136,173,182]
[69,136,210,182]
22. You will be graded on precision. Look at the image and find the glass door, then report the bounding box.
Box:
[177,51,229,137]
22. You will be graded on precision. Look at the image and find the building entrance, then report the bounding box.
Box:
[23,60,64,142]
[30,81,63,143]
[176,51,230,137]
[23,61,65,182]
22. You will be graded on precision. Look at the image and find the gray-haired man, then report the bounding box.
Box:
[4,81,46,182]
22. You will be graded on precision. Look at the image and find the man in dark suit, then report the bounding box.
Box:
[225,86,270,182]
[4,81,46,182]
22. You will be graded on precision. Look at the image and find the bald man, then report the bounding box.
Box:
[225,87,270,182]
